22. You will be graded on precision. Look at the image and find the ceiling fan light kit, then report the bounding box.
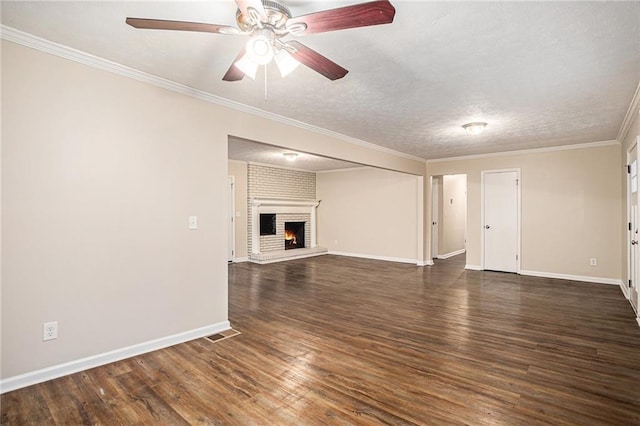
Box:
[462,122,488,135]
[126,0,396,82]
[283,152,298,161]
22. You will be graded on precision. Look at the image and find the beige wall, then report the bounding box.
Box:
[228,160,248,260]
[440,174,467,256]
[317,167,419,262]
[1,41,423,381]
[2,41,230,378]
[427,143,622,281]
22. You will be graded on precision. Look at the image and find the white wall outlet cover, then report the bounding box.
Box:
[189,216,198,230]
[43,321,58,341]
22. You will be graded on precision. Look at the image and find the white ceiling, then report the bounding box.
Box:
[2,1,639,164]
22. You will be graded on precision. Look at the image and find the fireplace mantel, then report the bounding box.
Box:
[250,198,320,255]
[251,197,320,208]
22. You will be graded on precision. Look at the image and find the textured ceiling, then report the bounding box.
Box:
[2,1,639,161]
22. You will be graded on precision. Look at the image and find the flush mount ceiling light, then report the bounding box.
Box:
[283,152,298,161]
[126,0,396,82]
[462,122,488,135]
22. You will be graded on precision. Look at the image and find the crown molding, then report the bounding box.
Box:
[0,25,423,163]
[426,140,619,164]
[617,80,640,143]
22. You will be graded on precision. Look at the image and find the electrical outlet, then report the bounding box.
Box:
[590,258,597,266]
[189,216,198,230]
[43,321,58,341]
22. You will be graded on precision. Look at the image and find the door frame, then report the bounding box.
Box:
[228,176,236,262]
[431,177,439,260]
[626,138,640,309]
[480,168,522,273]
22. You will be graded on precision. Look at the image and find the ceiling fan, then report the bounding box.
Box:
[126,0,395,82]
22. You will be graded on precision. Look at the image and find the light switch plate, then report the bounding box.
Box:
[189,216,198,230]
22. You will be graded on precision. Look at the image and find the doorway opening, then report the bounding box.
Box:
[430,174,467,267]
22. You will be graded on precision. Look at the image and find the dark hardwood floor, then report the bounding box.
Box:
[3,254,640,424]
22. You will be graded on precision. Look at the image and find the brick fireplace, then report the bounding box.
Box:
[249,197,326,263]
[246,164,326,263]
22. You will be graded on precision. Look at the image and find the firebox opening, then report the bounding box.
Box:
[284,222,305,250]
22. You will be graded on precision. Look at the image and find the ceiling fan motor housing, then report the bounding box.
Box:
[236,0,292,34]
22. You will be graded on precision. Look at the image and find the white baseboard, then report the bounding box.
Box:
[620,281,630,299]
[328,251,418,265]
[436,249,466,260]
[0,320,231,394]
[465,264,482,271]
[519,270,623,286]
[417,259,434,266]
[233,257,248,263]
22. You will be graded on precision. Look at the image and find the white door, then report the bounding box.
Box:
[483,170,519,273]
[228,176,235,262]
[431,177,439,259]
[628,145,638,311]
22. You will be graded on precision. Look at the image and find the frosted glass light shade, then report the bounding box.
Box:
[246,36,274,65]
[274,49,300,77]
[234,53,259,79]
[462,122,488,135]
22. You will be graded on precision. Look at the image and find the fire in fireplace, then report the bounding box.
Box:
[284,222,305,250]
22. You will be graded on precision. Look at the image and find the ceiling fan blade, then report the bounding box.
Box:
[234,0,267,20]
[287,41,348,81]
[286,0,395,35]
[222,48,247,81]
[126,18,240,35]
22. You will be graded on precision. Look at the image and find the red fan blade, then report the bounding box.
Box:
[126,18,240,34]
[286,0,395,35]
[235,0,267,20]
[222,48,248,81]
[287,41,348,81]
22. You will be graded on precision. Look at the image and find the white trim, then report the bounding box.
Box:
[233,256,249,263]
[0,25,422,164]
[228,176,236,263]
[0,320,231,394]
[617,81,640,143]
[436,249,466,259]
[416,176,424,264]
[519,270,623,286]
[637,317,640,328]
[426,140,619,163]
[465,264,482,271]
[620,281,630,299]
[430,176,439,259]
[480,169,521,273]
[315,166,372,174]
[328,251,419,265]
[626,139,640,314]
[417,260,433,266]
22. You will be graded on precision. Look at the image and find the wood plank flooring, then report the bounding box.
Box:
[3,254,640,424]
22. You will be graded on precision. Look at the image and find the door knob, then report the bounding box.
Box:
[633,240,638,245]
[485,225,490,229]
